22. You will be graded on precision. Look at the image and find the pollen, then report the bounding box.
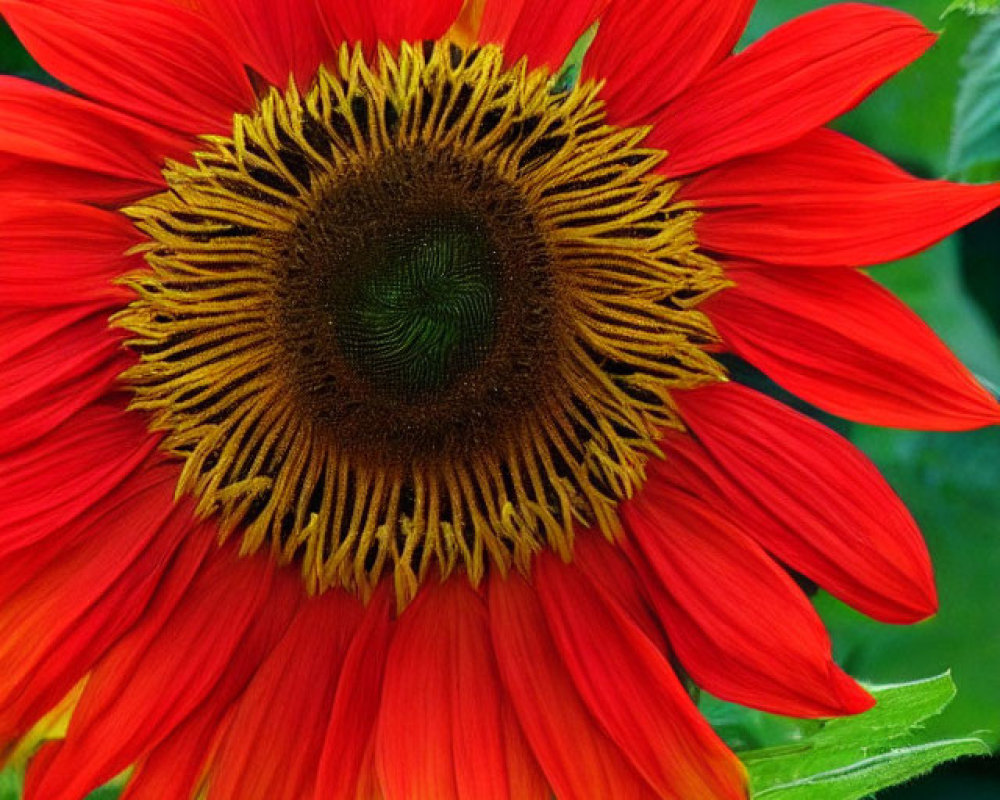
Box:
[114,41,728,604]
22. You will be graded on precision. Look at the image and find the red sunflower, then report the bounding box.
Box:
[1,0,999,798]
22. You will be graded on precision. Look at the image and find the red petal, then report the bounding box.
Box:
[376,580,509,800]
[0,358,129,457]
[24,548,300,800]
[315,584,394,800]
[0,468,196,744]
[0,304,112,365]
[122,693,229,800]
[652,4,933,177]
[192,0,332,89]
[0,196,139,451]
[623,480,873,717]
[317,0,463,53]
[0,313,127,458]
[207,591,365,800]
[0,161,156,207]
[0,198,139,308]
[489,572,658,800]
[534,553,748,800]
[584,0,754,126]
[499,699,548,800]
[571,531,668,649]
[684,128,1000,266]
[449,588,511,800]
[0,402,158,558]
[478,0,608,70]
[707,267,1000,430]
[0,76,188,200]
[674,382,938,623]
[0,0,254,134]
[375,586,457,800]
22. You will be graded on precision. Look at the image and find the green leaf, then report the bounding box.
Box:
[949,14,1000,181]
[741,674,990,799]
[552,22,598,93]
[0,767,126,799]
[754,741,990,799]
[0,769,20,800]
[944,0,1000,16]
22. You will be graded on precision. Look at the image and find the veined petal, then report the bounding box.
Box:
[0,402,158,558]
[23,549,300,800]
[0,359,128,457]
[683,128,1000,266]
[499,700,548,800]
[0,196,141,450]
[489,572,658,800]
[0,198,140,308]
[376,580,509,800]
[317,0,463,53]
[475,0,608,70]
[375,585,458,800]
[0,305,112,365]
[0,76,190,178]
[0,0,255,134]
[206,591,364,800]
[623,480,874,718]
[584,0,755,127]
[122,690,233,800]
[315,584,394,800]
[189,0,332,89]
[0,468,194,747]
[447,589,511,800]
[571,532,668,649]
[0,314,124,431]
[0,77,188,203]
[652,3,933,176]
[707,267,1000,430]
[534,553,748,800]
[674,383,938,624]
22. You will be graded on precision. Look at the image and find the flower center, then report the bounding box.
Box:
[274,145,559,468]
[335,213,498,396]
[115,42,727,602]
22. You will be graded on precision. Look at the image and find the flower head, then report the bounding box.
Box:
[1,1,998,798]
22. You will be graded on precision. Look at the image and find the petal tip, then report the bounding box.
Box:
[908,580,939,623]
[829,665,876,716]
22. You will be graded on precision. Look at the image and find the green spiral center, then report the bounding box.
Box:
[338,215,500,397]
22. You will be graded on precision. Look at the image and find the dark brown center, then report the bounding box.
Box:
[275,148,560,463]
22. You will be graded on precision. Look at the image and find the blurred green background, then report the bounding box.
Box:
[0,0,998,797]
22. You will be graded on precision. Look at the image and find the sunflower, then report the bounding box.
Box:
[1,0,998,797]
